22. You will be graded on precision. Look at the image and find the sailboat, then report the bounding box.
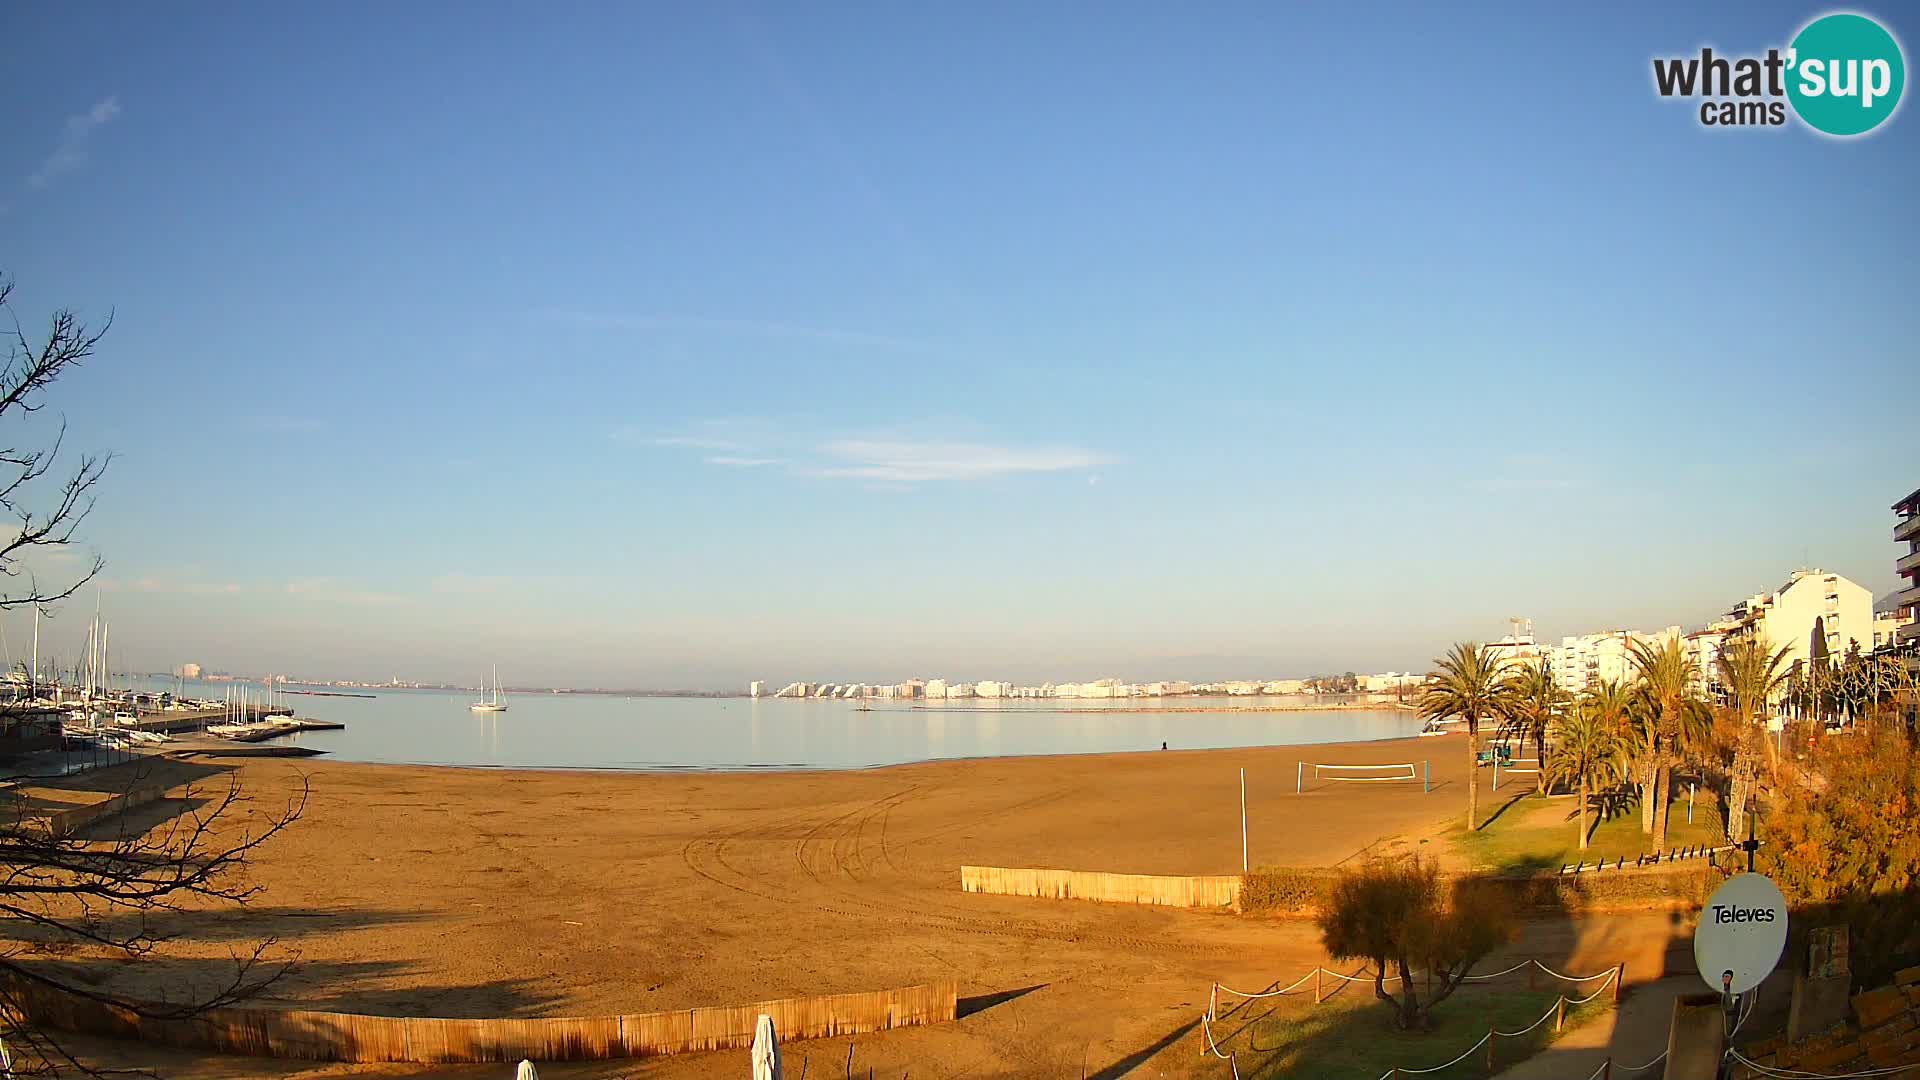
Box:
[470,665,508,713]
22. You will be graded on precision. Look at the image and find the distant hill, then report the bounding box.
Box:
[1877,591,1907,615]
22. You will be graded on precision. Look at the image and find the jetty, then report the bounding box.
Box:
[125,704,295,735]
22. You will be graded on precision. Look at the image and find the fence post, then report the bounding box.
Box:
[1314,967,1323,1004]
[1555,995,1565,1032]
[1487,1027,1496,1071]
[1602,1058,1611,1079]
[1612,963,1624,1004]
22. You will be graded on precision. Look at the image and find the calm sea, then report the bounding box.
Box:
[135,681,1423,770]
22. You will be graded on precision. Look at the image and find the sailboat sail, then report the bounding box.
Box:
[471,664,508,713]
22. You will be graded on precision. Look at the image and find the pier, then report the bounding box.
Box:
[124,705,295,735]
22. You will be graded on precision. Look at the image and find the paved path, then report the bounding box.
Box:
[1491,975,1694,1080]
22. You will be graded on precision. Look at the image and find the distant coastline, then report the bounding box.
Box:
[909,701,1420,714]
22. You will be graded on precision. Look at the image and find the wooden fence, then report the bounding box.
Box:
[960,865,1243,909]
[3,977,957,1063]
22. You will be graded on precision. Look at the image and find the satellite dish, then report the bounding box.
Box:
[1694,873,1788,995]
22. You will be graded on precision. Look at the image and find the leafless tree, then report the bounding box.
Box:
[0,272,111,614]
[1,773,309,1075]
[0,272,307,1075]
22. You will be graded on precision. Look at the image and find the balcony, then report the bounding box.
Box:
[1894,583,1920,612]
[1900,546,1920,577]
[1898,514,1920,543]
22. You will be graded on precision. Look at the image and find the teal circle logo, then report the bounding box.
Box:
[1786,13,1906,136]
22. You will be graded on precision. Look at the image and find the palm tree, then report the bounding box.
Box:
[1419,642,1518,830]
[1547,698,1623,850]
[1499,662,1559,795]
[1714,638,1793,842]
[1627,637,1712,852]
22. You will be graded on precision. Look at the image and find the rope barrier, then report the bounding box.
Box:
[1618,1051,1666,1074]
[1563,975,1620,1007]
[1390,1031,1491,1074]
[1216,958,1609,997]
[1204,960,1622,1078]
[1725,1048,1917,1078]
[1493,998,1564,1038]
[1211,969,1322,999]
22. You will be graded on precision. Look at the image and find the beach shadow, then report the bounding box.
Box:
[1475,790,1533,832]
[957,983,1046,1018]
[1086,1015,1202,1079]
[34,905,431,948]
[64,794,213,840]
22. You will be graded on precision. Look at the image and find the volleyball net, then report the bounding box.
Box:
[1296,760,1430,793]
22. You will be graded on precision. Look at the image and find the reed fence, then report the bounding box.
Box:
[1,976,957,1063]
[960,865,1243,909]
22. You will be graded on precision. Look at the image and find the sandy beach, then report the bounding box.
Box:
[35,736,1696,1078]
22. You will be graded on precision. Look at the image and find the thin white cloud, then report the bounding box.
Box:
[641,424,1117,485]
[1472,453,1580,494]
[536,308,937,352]
[29,96,121,188]
[430,573,510,595]
[249,416,325,433]
[286,578,410,607]
[631,433,748,451]
[101,577,241,596]
[803,440,1115,483]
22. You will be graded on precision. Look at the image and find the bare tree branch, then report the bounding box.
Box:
[0,272,111,611]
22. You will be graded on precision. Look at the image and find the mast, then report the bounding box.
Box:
[32,606,40,698]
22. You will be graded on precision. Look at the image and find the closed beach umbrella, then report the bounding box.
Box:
[515,1061,539,1080]
[751,1014,783,1080]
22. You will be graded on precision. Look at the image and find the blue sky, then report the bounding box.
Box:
[2,3,1914,688]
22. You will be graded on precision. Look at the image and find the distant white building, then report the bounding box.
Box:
[749,680,765,698]
[925,679,947,700]
[1547,627,1680,695]
[1486,619,1545,671]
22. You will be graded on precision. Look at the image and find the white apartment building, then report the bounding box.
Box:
[1874,611,1911,652]
[1893,487,1920,662]
[1718,568,1874,679]
[975,680,1007,698]
[924,679,947,700]
[1684,628,1727,700]
[1547,627,1680,696]
[749,680,765,698]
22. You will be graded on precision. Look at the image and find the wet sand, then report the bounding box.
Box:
[35,735,1692,1077]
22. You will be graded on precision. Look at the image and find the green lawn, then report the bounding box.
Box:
[1197,986,1607,1080]
[1451,781,1724,873]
